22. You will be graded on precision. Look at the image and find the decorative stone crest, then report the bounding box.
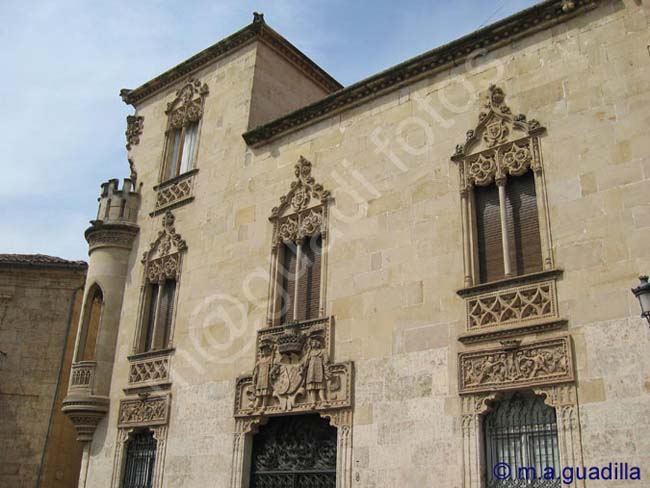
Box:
[234,317,353,416]
[142,211,187,283]
[459,336,573,394]
[125,115,144,150]
[165,78,209,129]
[117,394,170,428]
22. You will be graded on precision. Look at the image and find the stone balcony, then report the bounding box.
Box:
[62,361,109,442]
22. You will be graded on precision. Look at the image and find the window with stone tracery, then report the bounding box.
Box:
[161,78,208,182]
[453,85,554,287]
[135,211,186,353]
[268,157,330,326]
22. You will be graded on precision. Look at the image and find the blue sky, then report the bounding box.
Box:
[0,0,539,260]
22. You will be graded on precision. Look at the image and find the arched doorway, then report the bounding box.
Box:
[250,414,336,487]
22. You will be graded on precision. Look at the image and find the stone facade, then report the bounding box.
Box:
[72,2,650,487]
[0,255,87,488]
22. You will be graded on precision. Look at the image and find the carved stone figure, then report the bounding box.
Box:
[252,340,276,412]
[305,332,329,406]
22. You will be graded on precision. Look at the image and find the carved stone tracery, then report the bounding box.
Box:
[165,78,209,129]
[142,211,187,283]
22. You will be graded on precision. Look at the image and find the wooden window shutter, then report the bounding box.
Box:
[142,283,159,352]
[300,235,322,320]
[475,184,504,283]
[505,171,542,276]
[156,279,176,348]
[279,243,297,324]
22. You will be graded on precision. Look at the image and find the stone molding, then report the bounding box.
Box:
[243,0,600,146]
[125,114,144,150]
[234,317,353,416]
[121,13,340,106]
[85,223,139,252]
[61,395,109,442]
[459,335,574,395]
[117,393,171,428]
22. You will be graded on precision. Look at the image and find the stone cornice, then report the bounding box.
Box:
[121,15,341,106]
[243,0,601,147]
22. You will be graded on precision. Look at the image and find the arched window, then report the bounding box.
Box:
[77,285,103,362]
[251,415,336,487]
[122,430,157,488]
[484,391,560,487]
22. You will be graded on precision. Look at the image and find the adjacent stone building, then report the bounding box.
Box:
[64,1,650,487]
[0,254,87,488]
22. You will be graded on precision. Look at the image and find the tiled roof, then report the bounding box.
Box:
[0,254,87,269]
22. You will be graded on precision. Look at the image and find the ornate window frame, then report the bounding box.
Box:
[130,210,185,384]
[110,394,171,488]
[154,77,208,214]
[461,382,585,488]
[453,86,565,343]
[452,85,554,289]
[266,156,332,326]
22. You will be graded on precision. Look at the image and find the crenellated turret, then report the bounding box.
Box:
[63,176,140,442]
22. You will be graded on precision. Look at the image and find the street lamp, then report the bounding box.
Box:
[631,275,650,326]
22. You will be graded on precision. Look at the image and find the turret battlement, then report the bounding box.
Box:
[95,178,140,224]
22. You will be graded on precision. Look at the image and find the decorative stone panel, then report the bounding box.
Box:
[117,394,171,428]
[69,361,96,392]
[466,279,557,329]
[234,317,353,416]
[152,169,197,215]
[125,351,171,393]
[459,335,574,394]
[141,210,186,282]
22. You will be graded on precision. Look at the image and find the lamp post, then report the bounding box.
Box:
[631,275,650,326]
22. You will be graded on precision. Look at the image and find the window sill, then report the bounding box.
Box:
[458,318,567,345]
[153,168,199,191]
[124,348,174,395]
[456,268,563,298]
[127,347,175,362]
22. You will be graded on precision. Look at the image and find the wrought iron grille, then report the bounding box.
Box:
[251,414,337,488]
[122,430,157,488]
[484,392,560,488]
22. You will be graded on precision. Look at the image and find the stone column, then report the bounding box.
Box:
[496,178,512,277]
[460,188,473,287]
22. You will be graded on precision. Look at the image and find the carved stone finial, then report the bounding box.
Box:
[270,156,331,220]
[162,210,175,228]
[561,0,576,12]
[120,88,133,103]
[253,12,265,23]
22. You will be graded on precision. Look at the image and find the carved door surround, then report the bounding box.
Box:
[110,394,171,488]
[232,316,353,488]
[452,85,554,289]
[267,156,332,326]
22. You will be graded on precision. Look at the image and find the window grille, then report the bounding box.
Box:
[122,430,157,488]
[484,392,560,487]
